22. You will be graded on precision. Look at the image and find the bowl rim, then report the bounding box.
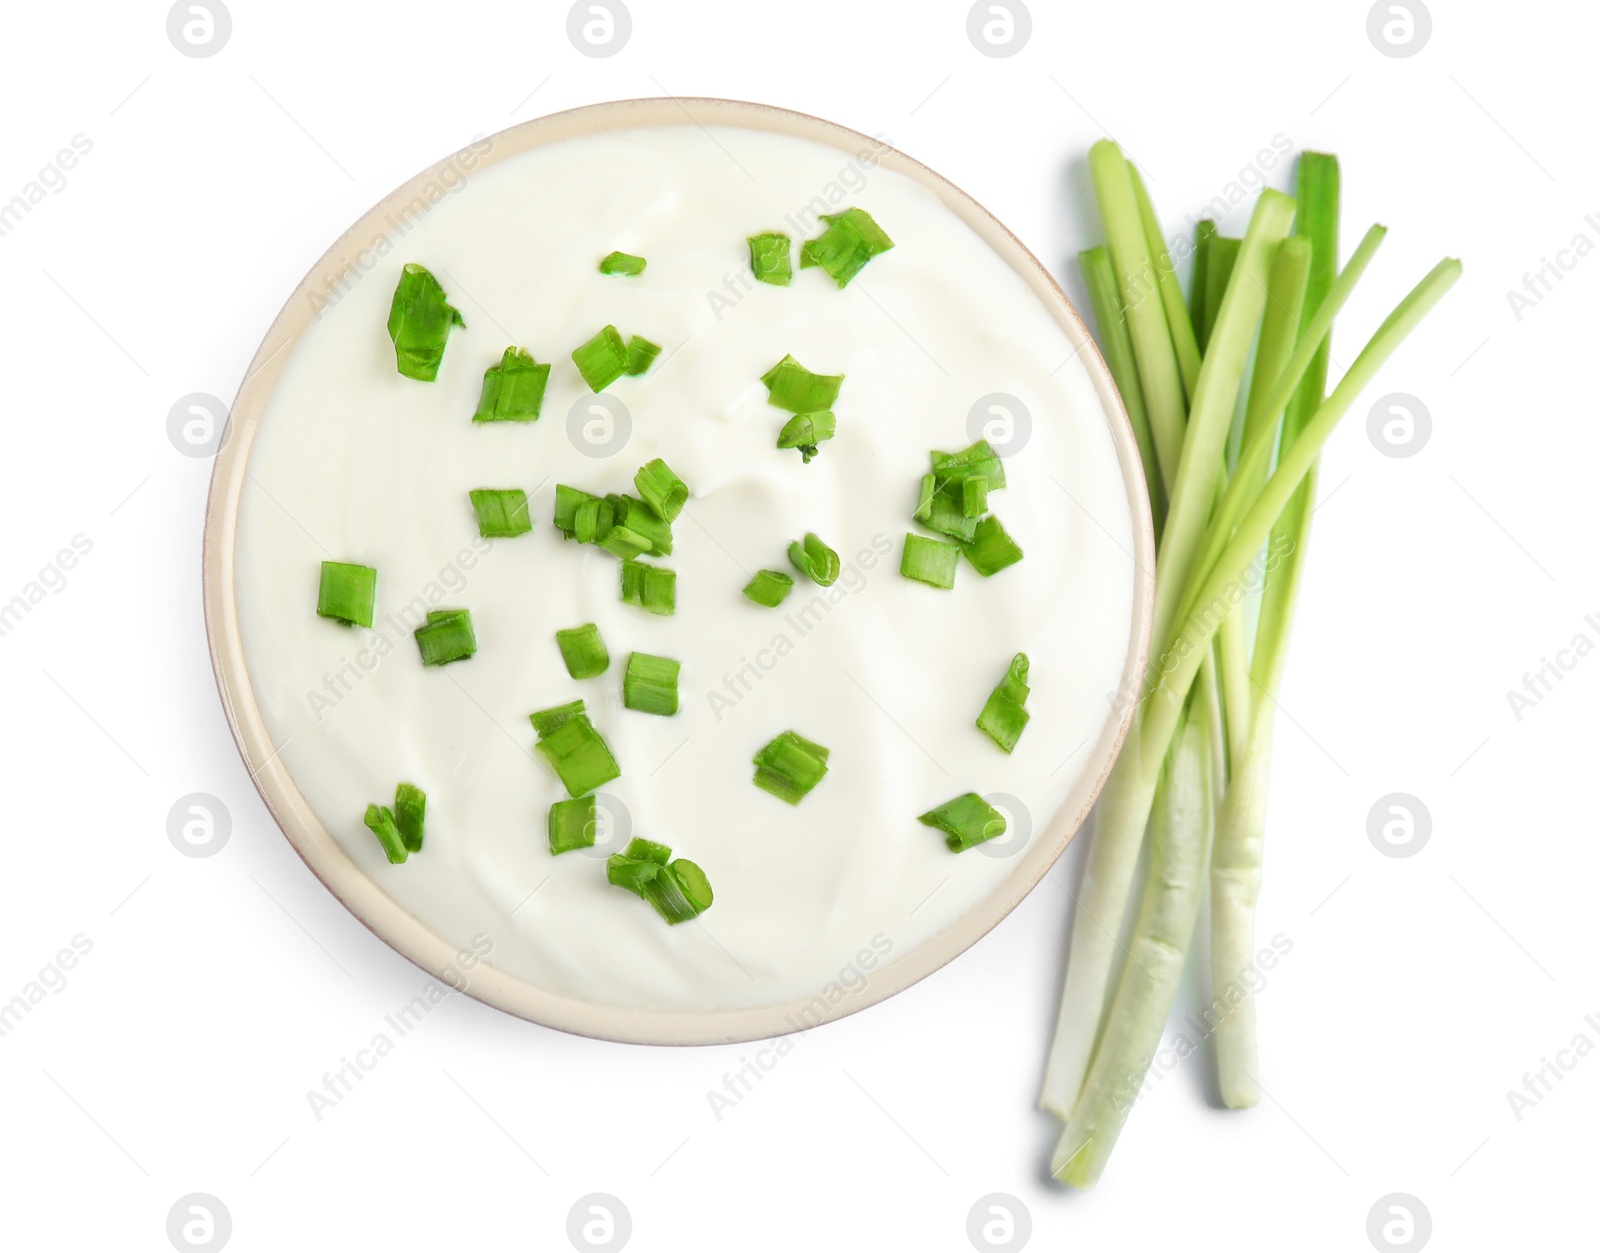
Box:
[202,95,1156,1046]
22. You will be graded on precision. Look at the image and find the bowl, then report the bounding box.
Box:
[203,97,1154,1044]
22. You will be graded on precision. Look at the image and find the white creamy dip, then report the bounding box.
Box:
[234,124,1135,1014]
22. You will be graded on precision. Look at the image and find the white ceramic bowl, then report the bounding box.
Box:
[203,97,1154,1045]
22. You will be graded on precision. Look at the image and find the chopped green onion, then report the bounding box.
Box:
[643,861,704,923]
[777,410,836,462]
[634,458,688,522]
[572,325,630,393]
[913,476,978,543]
[625,335,661,376]
[742,569,794,608]
[977,653,1031,753]
[386,263,464,382]
[363,803,409,864]
[900,533,960,588]
[748,232,792,286]
[555,623,609,679]
[468,488,532,538]
[606,838,713,924]
[752,730,830,804]
[598,521,651,561]
[959,514,1024,577]
[555,484,602,538]
[414,608,476,666]
[787,532,840,586]
[918,792,1007,852]
[557,487,672,554]
[621,560,676,615]
[535,712,621,798]
[598,251,647,276]
[664,859,714,916]
[473,347,551,422]
[316,561,376,628]
[962,476,988,518]
[623,652,680,716]
[606,853,660,897]
[932,440,1006,492]
[761,354,843,413]
[574,496,613,544]
[393,782,426,853]
[602,494,673,558]
[622,836,672,865]
[530,699,587,737]
[800,208,895,287]
[548,795,597,855]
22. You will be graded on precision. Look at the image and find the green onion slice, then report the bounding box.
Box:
[574,496,612,544]
[976,652,1031,753]
[394,782,426,853]
[761,354,844,413]
[664,859,713,916]
[787,532,840,586]
[962,476,988,518]
[752,730,830,804]
[548,795,597,855]
[555,485,602,538]
[473,347,551,422]
[621,560,676,615]
[602,494,673,558]
[469,488,533,538]
[624,652,680,716]
[643,861,699,924]
[599,251,647,276]
[623,836,672,865]
[900,533,960,589]
[556,488,672,554]
[960,514,1024,577]
[556,623,609,679]
[918,792,1007,852]
[572,325,630,393]
[625,335,661,376]
[363,803,409,864]
[606,838,713,923]
[414,608,477,665]
[316,561,376,628]
[742,569,794,608]
[530,699,587,737]
[386,263,464,381]
[799,208,895,288]
[535,712,621,798]
[598,521,651,562]
[777,410,836,463]
[932,440,1007,492]
[748,233,793,286]
[634,458,688,522]
[606,854,659,897]
[913,475,979,543]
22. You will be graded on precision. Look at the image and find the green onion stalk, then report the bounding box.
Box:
[1041,156,1294,1116]
[1052,701,1212,1186]
[1209,152,1338,1107]
[1040,139,1461,1181]
[1049,257,1465,1184]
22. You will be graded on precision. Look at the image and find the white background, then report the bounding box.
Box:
[0,1,1593,1249]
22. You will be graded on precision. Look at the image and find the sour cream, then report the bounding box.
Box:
[233,124,1135,1013]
